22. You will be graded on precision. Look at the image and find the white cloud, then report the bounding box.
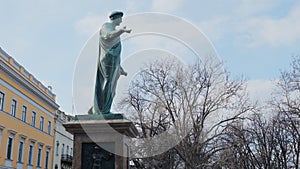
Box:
[151,0,184,12]
[125,0,138,12]
[120,13,218,64]
[197,16,230,42]
[188,1,300,47]
[236,0,281,17]
[75,15,107,36]
[238,3,300,47]
[245,79,278,105]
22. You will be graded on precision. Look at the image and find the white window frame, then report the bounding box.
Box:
[6,136,14,160]
[0,127,3,148]
[56,141,59,155]
[40,116,44,131]
[62,144,64,155]
[37,147,42,167]
[21,105,27,122]
[17,140,24,163]
[31,111,36,127]
[28,144,34,165]
[11,99,17,117]
[47,121,51,135]
[0,91,5,111]
[45,150,50,169]
[0,130,2,151]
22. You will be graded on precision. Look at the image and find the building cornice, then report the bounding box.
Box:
[38,142,44,147]
[54,129,73,141]
[0,49,59,110]
[29,138,37,143]
[19,134,28,140]
[8,129,17,135]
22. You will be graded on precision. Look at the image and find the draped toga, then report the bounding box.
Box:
[93,22,123,114]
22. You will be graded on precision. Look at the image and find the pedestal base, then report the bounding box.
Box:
[74,113,126,120]
[64,118,138,169]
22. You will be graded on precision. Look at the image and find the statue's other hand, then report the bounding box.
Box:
[120,68,128,76]
[121,71,128,76]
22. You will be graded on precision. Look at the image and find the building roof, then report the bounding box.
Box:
[0,47,59,109]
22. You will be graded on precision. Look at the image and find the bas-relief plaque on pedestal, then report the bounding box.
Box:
[63,119,138,169]
[81,143,114,169]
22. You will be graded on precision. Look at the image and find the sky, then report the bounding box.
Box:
[1,0,299,114]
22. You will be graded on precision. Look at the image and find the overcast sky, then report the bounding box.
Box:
[1,0,299,114]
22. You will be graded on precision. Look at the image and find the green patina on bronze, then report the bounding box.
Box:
[92,10,131,116]
[76,11,132,169]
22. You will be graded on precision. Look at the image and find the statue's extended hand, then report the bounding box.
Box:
[122,26,132,33]
[125,29,132,33]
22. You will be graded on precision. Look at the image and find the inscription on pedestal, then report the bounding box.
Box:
[81,143,115,169]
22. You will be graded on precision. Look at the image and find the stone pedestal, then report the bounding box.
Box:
[64,118,138,169]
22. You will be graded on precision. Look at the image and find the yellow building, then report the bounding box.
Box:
[0,47,59,169]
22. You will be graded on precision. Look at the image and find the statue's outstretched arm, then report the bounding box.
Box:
[102,27,131,40]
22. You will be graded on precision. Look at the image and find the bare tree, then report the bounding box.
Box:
[219,111,300,169]
[217,56,300,169]
[272,56,300,168]
[120,57,252,168]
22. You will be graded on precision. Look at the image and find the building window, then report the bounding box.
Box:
[70,148,73,155]
[18,141,24,162]
[0,91,5,111]
[56,141,59,155]
[11,99,17,117]
[31,111,36,127]
[62,144,64,155]
[21,105,27,122]
[40,116,44,131]
[28,145,33,165]
[0,131,2,149]
[66,145,69,155]
[45,150,49,169]
[37,148,42,167]
[47,121,51,135]
[6,137,13,160]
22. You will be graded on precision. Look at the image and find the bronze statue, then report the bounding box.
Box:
[93,11,131,115]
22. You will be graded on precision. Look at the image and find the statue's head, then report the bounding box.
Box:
[109,11,123,26]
